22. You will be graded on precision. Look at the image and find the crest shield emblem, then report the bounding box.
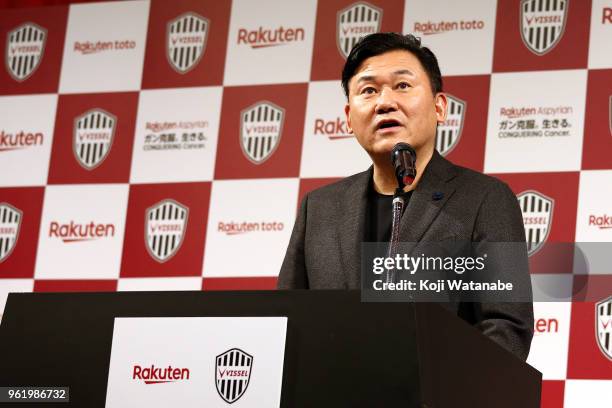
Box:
[73,109,116,170]
[215,348,253,404]
[596,296,612,360]
[145,199,189,263]
[337,2,382,59]
[167,12,209,74]
[240,101,284,164]
[436,94,466,156]
[5,22,46,81]
[517,191,554,256]
[520,0,568,55]
[0,203,22,263]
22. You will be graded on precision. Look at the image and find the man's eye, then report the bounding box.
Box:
[397,82,410,89]
[361,87,376,95]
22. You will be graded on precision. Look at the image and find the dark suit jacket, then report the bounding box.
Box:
[278,150,534,360]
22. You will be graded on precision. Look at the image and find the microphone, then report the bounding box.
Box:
[385,142,417,284]
[390,143,417,191]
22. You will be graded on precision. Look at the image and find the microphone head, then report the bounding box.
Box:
[390,143,417,189]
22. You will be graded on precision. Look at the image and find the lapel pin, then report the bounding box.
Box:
[432,191,444,201]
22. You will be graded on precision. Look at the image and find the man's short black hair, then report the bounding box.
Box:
[341,32,443,98]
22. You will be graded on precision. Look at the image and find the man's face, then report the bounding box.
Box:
[345,49,447,161]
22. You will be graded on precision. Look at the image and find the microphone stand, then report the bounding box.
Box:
[385,187,405,285]
[385,143,417,284]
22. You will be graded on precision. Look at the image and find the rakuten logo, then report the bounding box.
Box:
[237,26,304,48]
[218,221,284,235]
[145,121,209,133]
[314,118,352,140]
[534,317,559,334]
[132,364,190,384]
[604,7,612,24]
[589,214,612,230]
[73,40,136,55]
[48,221,115,243]
[0,131,43,152]
[499,106,572,119]
[413,19,484,35]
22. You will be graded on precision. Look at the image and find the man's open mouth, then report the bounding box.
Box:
[377,119,401,130]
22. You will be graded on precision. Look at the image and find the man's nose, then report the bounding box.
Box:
[375,86,398,113]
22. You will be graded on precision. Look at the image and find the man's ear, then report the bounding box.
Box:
[344,103,353,133]
[434,92,448,123]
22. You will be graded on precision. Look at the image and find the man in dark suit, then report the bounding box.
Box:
[278,33,533,361]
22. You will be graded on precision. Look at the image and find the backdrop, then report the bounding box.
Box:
[0,0,611,406]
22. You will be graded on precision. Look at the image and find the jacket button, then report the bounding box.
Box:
[432,191,444,201]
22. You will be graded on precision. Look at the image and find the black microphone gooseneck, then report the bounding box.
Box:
[385,143,417,284]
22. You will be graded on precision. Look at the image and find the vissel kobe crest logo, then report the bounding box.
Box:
[596,296,612,360]
[435,94,465,156]
[73,109,116,170]
[0,203,22,263]
[240,101,284,164]
[520,0,568,55]
[167,12,209,74]
[215,348,253,404]
[517,190,554,256]
[5,22,47,81]
[337,2,382,59]
[145,199,188,263]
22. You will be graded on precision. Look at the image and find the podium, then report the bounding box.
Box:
[0,290,541,407]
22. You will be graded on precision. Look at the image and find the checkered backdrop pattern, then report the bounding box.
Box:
[0,0,611,405]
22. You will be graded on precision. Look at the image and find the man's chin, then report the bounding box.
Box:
[372,141,416,156]
[368,140,434,162]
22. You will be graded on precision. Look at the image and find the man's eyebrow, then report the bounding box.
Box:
[393,69,415,76]
[355,69,416,84]
[356,75,376,84]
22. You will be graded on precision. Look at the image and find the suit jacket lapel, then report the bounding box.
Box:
[336,152,458,287]
[337,167,371,288]
[399,151,458,242]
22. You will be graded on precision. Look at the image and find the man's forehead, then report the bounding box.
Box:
[352,50,423,81]
[356,69,415,84]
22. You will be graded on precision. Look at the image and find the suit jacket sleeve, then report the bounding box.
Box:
[277,194,309,289]
[464,180,534,361]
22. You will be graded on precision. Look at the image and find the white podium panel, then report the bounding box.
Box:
[105,317,287,407]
